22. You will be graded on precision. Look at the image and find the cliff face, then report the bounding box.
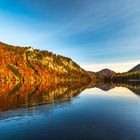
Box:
[0,42,89,83]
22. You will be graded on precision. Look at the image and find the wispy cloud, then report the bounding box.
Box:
[0,0,140,67]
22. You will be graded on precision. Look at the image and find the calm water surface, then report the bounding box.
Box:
[0,83,140,140]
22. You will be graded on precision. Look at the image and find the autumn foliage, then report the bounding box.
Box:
[0,42,90,83]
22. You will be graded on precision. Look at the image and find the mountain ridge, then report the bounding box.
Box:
[128,64,140,72]
[0,42,90,83]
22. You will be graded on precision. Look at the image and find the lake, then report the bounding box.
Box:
[0,82,140,140]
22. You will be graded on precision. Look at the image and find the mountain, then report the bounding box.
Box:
[113,64,140,82]
[128,64,140,72]
[96,69,116,78]
[87,71,96,79]
[0,42,90,83]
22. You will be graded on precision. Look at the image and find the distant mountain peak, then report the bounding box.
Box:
[96,68,116,78]
[98,68,116,74]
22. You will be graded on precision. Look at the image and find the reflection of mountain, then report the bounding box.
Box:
[113,81,140,96]
[87,79,140,95]
[0,81,88,111]
[94,81,140,95]
[95,82,115,91]
[1,80,140,112]
[87,80,115,91]
[128,88,140,96]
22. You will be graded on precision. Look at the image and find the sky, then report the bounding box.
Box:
[0,0,140,72]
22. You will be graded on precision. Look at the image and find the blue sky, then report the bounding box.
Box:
[0,0,140,72]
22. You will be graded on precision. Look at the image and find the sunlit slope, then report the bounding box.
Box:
[0,42,89,83]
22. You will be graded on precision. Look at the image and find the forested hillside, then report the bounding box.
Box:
[0,42,90,83]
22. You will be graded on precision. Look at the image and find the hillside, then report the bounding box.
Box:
[96,69,116,78]
[128,64,140,72]
[87,71,96,79]
[113,64,140,82]
[0,42,90,83]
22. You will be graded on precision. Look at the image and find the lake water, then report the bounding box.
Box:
[0,82,140,140]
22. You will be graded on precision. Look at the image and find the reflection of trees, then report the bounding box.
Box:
[88,80,140,96]
[113,81,140,96]
[113,81,140,89]
[0,81,88,111]
[128,88,140,95]
[1,79,140,111]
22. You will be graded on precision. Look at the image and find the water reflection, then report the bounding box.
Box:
[0,80,140,112]
[0,81,88,111]
[0,81,140,140]
[88,81,140,95]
